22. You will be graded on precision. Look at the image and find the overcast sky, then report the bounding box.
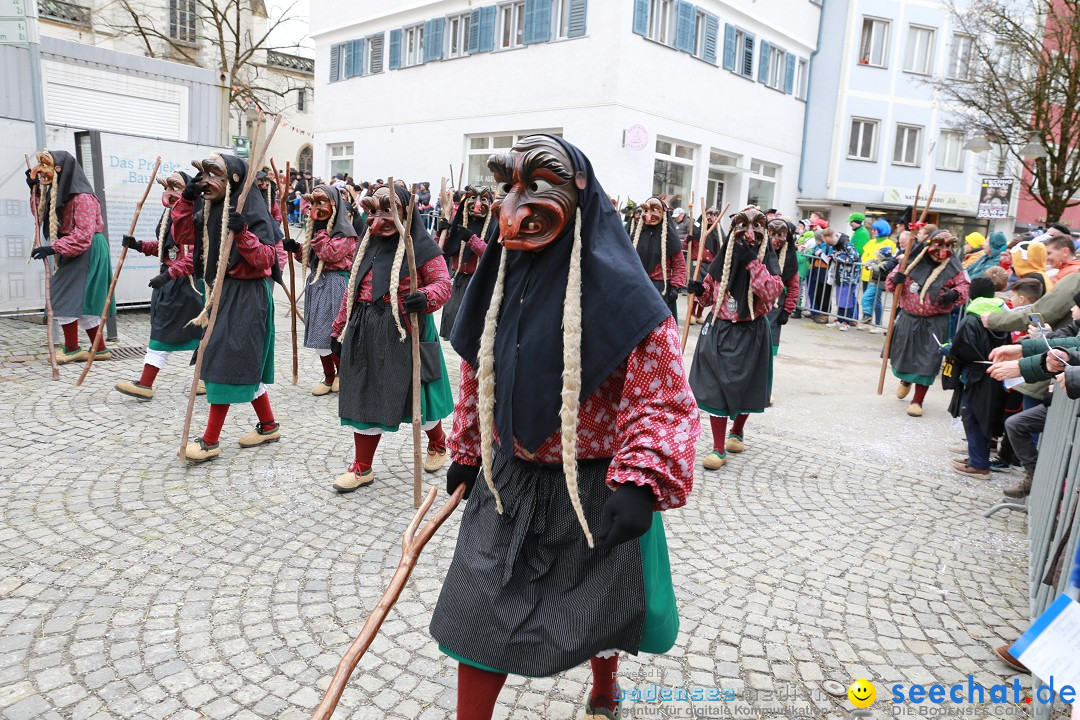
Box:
[268,0,313,56]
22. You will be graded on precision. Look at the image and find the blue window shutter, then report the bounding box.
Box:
[424,18,445,61]
[784,53,796,93]
[675,2,695,53]
[479,5,496,52]
[524,0,552,44]
[757,40,770,83]
[742,32,755,77]
[343,38,364,78]
[632,0,649,36]
[468,9,482,53]
[329,44,341,82]
[703,13,719,65]
[722,23,736,70]
[567,0,587,37]
[389,28,402,69]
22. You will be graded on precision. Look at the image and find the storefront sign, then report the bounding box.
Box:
[883,187,978,214]
[977,178,1013,219]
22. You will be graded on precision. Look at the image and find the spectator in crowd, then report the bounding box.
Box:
[966,232,1008,279]
[984,255,1080,334]
[827,229,862,329]
[1010,240,1053,294]
[859,224,900,327]
[671,207,691,245]
[849,212,870,256]
[807,226,834,323]
[795,219,816,317]
[984,265,1009,292]
[1045,234,1080,282]
[961,232,986,268]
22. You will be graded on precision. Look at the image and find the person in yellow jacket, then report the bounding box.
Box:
[859,219,899,326]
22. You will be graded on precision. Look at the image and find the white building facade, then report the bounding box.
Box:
[799,0,1016,236]
[311,0,820,214]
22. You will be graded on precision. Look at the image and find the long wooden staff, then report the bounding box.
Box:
[26,154,59,380]
[271,159,298,385]
[681,201,723,350]
[178,116,281,461]
[877,184,934,394]
[389,178,423,508]
[437,177,450,250]
[309,483,465,720]
[76,156,161,386]
[448,163,455,190]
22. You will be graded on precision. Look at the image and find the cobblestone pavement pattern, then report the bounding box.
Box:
[0,295,1030,719]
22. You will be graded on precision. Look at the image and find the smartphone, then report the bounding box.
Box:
[1029,312,1044,326]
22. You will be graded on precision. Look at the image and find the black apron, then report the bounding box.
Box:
[150,276,204,346]
[338,300,415,427]
[439,271,472,340]
[200,277,270,386]
[688,314,772,416]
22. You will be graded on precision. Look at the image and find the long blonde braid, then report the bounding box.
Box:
[560,208,591,546]
[711,233,737,318]
[477,247,509,514]
[631,217,644,248]
[190,176,230,328]
[387,233,408,342]
[660,219,669,295]
[344,228,372,326]
[40,178,60,242]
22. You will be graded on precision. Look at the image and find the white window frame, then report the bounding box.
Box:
[795,57,809,100]
[692,9,707,58]
[169,0,196,44]
[859,17,889,68]
[365,33,383,74]
[766,46,787,90]
[948,33,976,80]
[904,25,935,75]
[328,142,354,179]
[647,0,675,46]
[848,118,879,161]
[936,130,965,172]
[468,130,563,186]
[8,273,24,300]
[554,0,573,40]
[296,87,307,113]
[747,160,778,210]
[403,24,424,67]
[6,236,24,258]
[734,27,754,78]
[893,124,923,167]
[498,1,526,50]
[447,13,471,58]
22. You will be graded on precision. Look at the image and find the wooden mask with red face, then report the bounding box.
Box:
[731,208,767,248]
[158,172,186,208]
[360,186,406,237]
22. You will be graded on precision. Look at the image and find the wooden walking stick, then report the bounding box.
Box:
[437,177,451,250]
[26,154,59,380]
[309,483,466,720]
[448,163,455,190]
[271,158,298,385]
[389,178,423,508]
[76,156,161,386]
[681,203,723,351]
[876,184,934,395]
[178,115,281,462]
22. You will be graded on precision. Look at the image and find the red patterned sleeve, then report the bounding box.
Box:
[140,241,159,257]
[609,316,700,510]
[234,228,276,271]
[782,273,800,314]
[449,359,481,466]
[167,252,194,280]
[311,229,357,265]
[415,255,452,313]
[171,196,196,248]
[748,258,784,309]
[52,194,97,256]
[669,248,687,288]
[700,273,718,307]
[467,233,488,259]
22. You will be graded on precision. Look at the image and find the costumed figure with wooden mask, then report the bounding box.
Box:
[430,135,700,720]
[631,196,687,320]
[281,185,358,396]
[114,171,206,400]
[765,219,801,356]
[173,153,284,462]
[885,228,969,417]
[438,185,497,340]
[686,207,784,470]
[327,185,454,492]
[28,150,115,364]
[255,169,289,271]
[685,206,721,324]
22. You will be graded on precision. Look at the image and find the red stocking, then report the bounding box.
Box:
[731,413,749,439]
[352,432,381,471]
[457,663,507,720]
[250,392,277,430]
[138,364,160,387]
[61,321,79,352]
[202,404,230,445]
[425,421,446,453]
[319,354,336,384]
[709,416,728,453]
[85,325,104,351]
[912,383,929,404]
[331,352,340,374]
[589,654,619,712]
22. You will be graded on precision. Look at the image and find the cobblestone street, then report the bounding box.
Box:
[0,296,1030,720]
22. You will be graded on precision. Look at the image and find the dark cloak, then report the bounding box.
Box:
[688,215,721,259]
[776,221,800,283]
[450,135,672,453]
[40,150,96,242]
[705,235,782,321]
[949,311,1009,438]
[154,171,194,271]
[634,210,682,276]
[442,199,496,267]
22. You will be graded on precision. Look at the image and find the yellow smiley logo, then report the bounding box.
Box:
[848,678,876,708]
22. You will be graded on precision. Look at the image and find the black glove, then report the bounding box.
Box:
[687,280,706,296]
[227,211,246,234]
[122,235,142,251]
[892,271,907,285]
[282,239,302,254]
[777,310,790,326]
[330,336,342,357]
[437,217,452,233]
[148,271,170,289]
[24,168,38,190]
[312,219,328,233]
[181,174,205,200]
[446,462,479,500]
[30,245,56,260]
[937,289,959,307]
[595,483,655,550]
[663,285,679,305]
[403,291,427,314]
[731,240,757,269]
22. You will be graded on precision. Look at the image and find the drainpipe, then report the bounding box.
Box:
[797,0,827,195]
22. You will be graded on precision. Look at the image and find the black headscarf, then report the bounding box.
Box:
[256,170,278,210]
[40,150,96,242]
[706,227,782,321]
[307,184,357,270]
[633,202,682,276]
[350,186,443,300]
[775,221,799,283]
[451,135,672,453]
[442,193,496,265]
[908,229,964,300]
[689,214,721,259]
[154,171,193,269]
[195,155,282,285]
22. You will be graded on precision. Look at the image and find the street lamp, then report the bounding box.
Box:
[1021,135,1048,160]
[962,133,991,153]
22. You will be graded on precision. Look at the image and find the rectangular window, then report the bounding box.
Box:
[6,236,24,258]
[499,1,525,50]
[652,137,695,209]
[328,142,354,179]
[766,46,787,90]
[859,17,889,67]
[467,130,563,185]
[647,0,675,45]
[8,273,24,300]
[692,10,706,57]
[169,0,196,44]
[904,25,934,75]
[893,124,923,166]
[329,43,346,82]
[848,118,878,161]
[555,0,573,39]
[937,130,964,171]
[403,24,424,66]
[447,13,471,57]
[4,200,21,216]
[747,160,778,210]
[737,29,754,77]
[948,33,975,80]
[795,57,808,99]
[296,88,306,112]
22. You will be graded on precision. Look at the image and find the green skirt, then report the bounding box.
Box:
[83,232,115,316]
[893,369,936,386]
[204,280,275,404]
[149,338,201,352]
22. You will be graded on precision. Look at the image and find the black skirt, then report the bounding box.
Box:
[688,314,772,416]
[889,311,948,379]
[201,277,271,386]
[767,306,783,348]
[338,300,414,428]
[439,271,471,340]
[150,275,204,347]
[430,453,646,677]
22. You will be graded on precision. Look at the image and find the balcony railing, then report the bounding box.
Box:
[267,50,314,75]
[39,0,91,27]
